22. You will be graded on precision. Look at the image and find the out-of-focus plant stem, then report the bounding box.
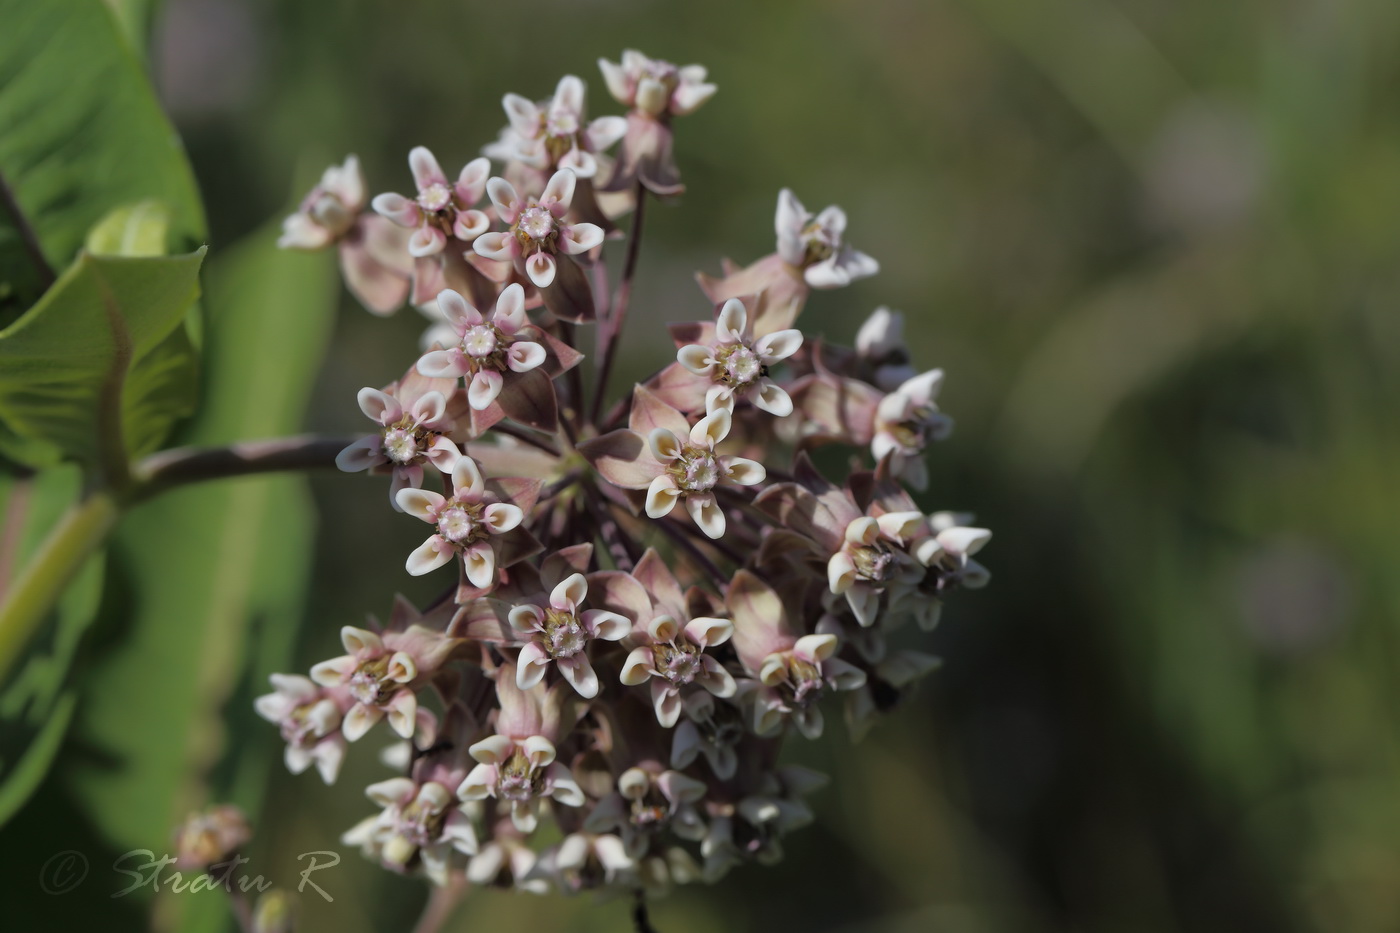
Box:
[0,490,117,685]
[411,875,468,933]
[590,183,646,426]
[131,434,355,502]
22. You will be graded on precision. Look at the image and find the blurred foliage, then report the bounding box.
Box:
[4,0,1400,932]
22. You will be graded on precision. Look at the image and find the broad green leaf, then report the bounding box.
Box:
[0,247,205,473]
[65,229,336,931]
[0,0,205,317]
[85,200,171,258]
[0,466,105,825]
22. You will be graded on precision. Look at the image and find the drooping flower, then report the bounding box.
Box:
[488,75,627,182]
[854,307,917,391]
[585,766,708,858]
[372,147,492,258]
[278,155,414,314]
[527,832,636,893]
[335,369,465,509]
[254,673,351,784]
[510,571,631,698]
[473,169,603,296]
[893,512,993,630]
[309,617,462,742]
[414,285,547,410]
[342,775,478,885]
[870,368,954,490]
[396,456,525,586]
[670,691,747,780]
[467,818,549,892]
[676,298,803,416]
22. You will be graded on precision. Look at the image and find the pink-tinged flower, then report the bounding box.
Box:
[598,50,716,119]
[726,571,865,739]
[488,75,627,181]
[528,833,636,893]
[342,776,478,885]
[645,409,764,539]
[621,614,735,727]
[825,511,927,627]
[459,734,585,834]
[372,147,491,257]
[335,370,465,510]
[414,285,547,410]
[596,51,713,197]
[509,572,630,698]
[395,456,525,586]
[855,307,917,391]
[671,691,746,780]
[254,673,351,784]
[871,369,954,490]
[172,804,251,871]
[585,767,708,858]
[473,169,602,290]
[676,298,803,416]
[310,618,461,742]
[467,818,549,892]
[775,188,879,289]
[278,155,364,249]
[279,155,414,314]
[893,512,993,630]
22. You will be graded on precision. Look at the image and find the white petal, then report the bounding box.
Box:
[525,252,556,289]
[542,169,577,210]
[463,544,497,589]
[716,299,747,343]
[493,283,527,331]
[486,177,519,215]
[472,231,516,261]
[396,488,444,521]
[406,536,454,576]
[722,457,765,486]
[356,387,402,425]
[484,503,523,533]
[645,476,681,518]
[560,223,604,255]
[677,344,716,375]
[551,573,589,612]
[648,428,683,462]
[755,328,803,362]
[417,348,468,378]
[686,494,725,539]
[468,370,504,410]
[753,380,793,416]
[507,340,546,373]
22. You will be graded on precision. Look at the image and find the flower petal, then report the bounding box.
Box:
[484,502,523,533]
[468,370,504,410]
[409,146,447,190]
[406,536,455,576]
[507,340,546,373]
[472,231,516,262]
[716,299,747,344]
[557,653,599,698]
[559,223,603,255]
[722,457,765,486]
[755,328,803,362]
[686,493,725,539]
[417,348,468,378]
[525,252,556,289]
[542,169,576,210]
[645,475,681,518]
[396,488,444,521]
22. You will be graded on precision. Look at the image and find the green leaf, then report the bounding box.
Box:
[0,247,206,475]
[65,229,337,930]
[0,0,205,315]
[0,466,105,825]
[85,200,172,259]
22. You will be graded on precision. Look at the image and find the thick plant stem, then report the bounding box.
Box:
[132,434,354,501]
[0,492,118,685]
[412,876,468,933]
[590,184,646,426]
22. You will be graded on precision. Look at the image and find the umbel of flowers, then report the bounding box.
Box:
[267,48,991,906]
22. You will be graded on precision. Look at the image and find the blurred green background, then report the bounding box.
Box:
[7,0,1400,930]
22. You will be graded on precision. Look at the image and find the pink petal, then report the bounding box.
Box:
[409,146,448,190]
[468,370,504,410]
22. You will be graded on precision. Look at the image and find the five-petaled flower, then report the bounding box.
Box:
[677,298,803,416]
[343,776,478,886]
[310,623,455,742]
[335,373,464,509]
[372,147,491,257]
[598,50,716,119]
[622,614,736,727]
[645,409,765,539]
[460,734,585,834]
[279,155,364,248]
[396,457,525,586]
[510,572,630,698]
[473,169,603,289]
[254,673,350,784]
[490,75,627,181]
[416,285,547,411]
[585,767,708,859]
[826,511,926,627]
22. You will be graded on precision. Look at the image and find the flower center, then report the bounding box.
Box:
[543,608,586,659]
[801,221,838,264]
[655,641,702,685]
[308,193,352,235]
[462,324,499,358]
[497,751,540,802]
[517,205,556,243]
[349,655,396,705]
[437,505,477,542]
[719,344,763,386]
[382,426,420,464]
[677,448,720,492]
[418,182,453,213]
[852,543,894,582]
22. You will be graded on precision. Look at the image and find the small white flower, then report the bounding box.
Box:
[644,409,765,539]
[775,189,879,289]
[677,298,803,416]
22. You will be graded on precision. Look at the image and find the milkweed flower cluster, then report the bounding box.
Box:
[267,49,992,905]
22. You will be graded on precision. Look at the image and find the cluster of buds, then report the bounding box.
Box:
[270,49,991,905]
